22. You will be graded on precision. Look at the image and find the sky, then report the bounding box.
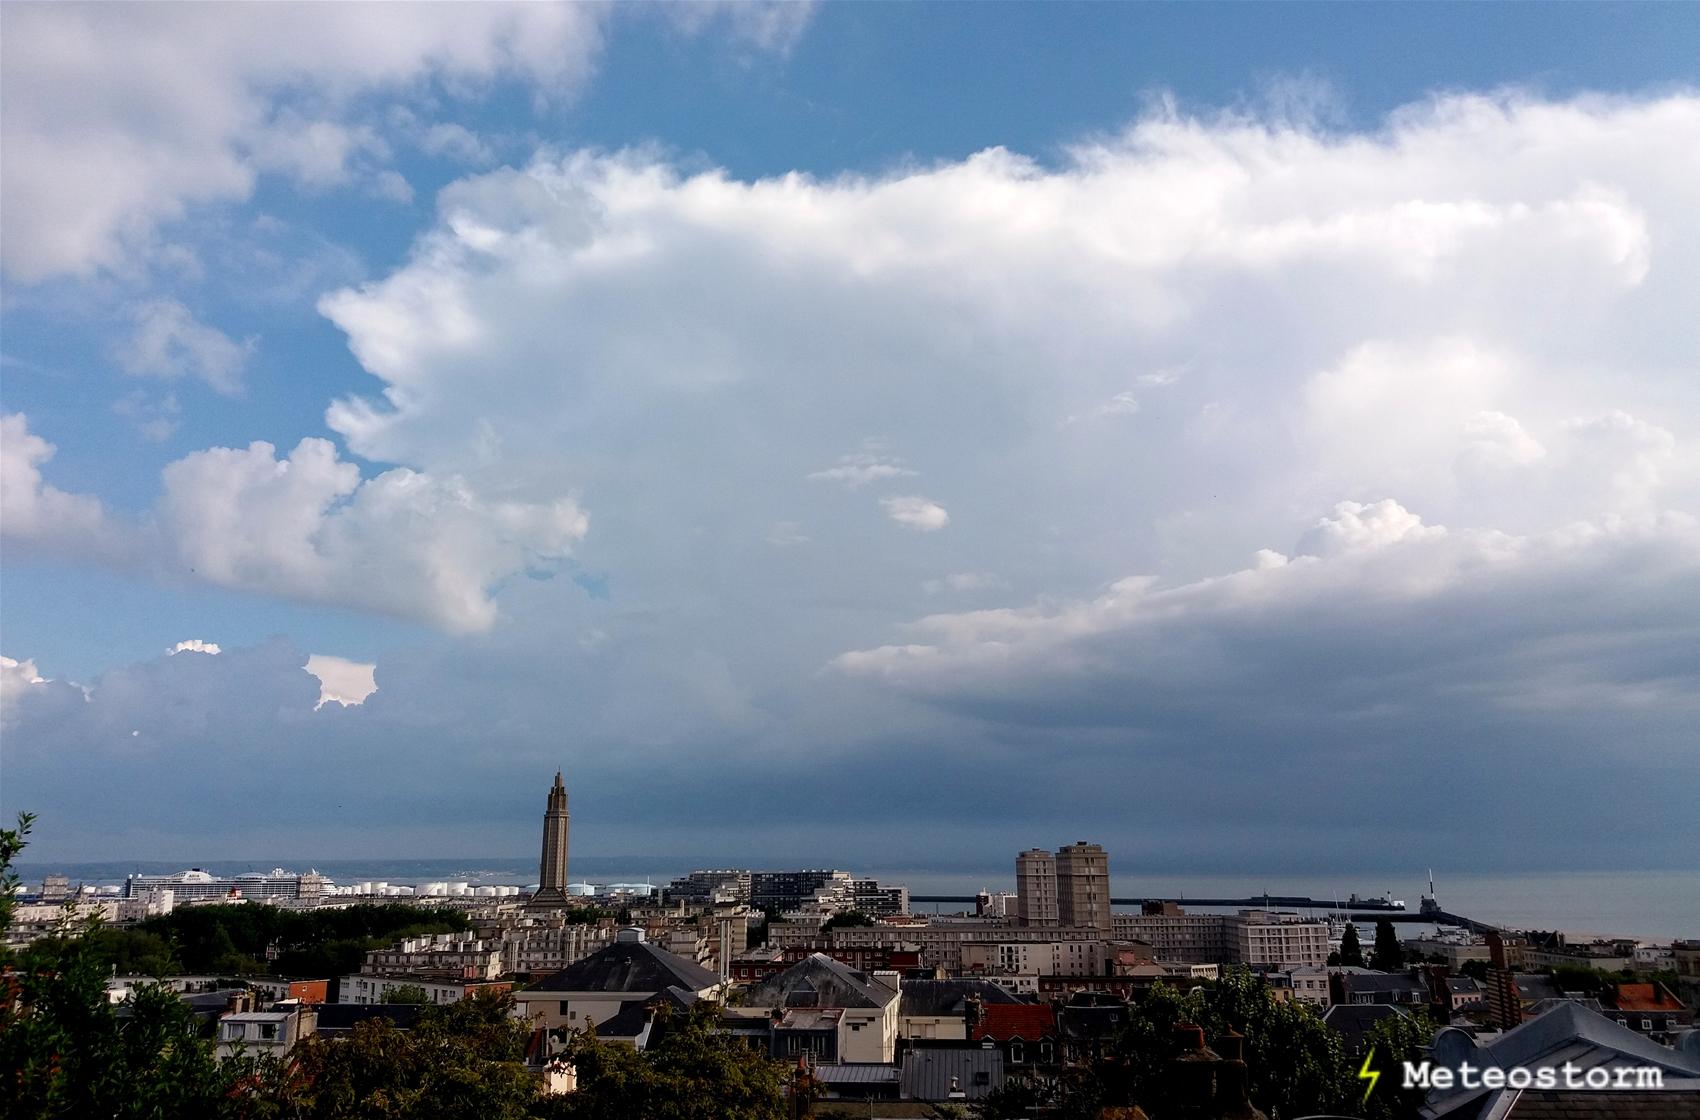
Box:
[2,2,1698,873]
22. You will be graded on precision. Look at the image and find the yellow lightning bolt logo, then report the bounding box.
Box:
[1359,1047,1381,1105]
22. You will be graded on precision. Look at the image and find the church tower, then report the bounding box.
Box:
[527,771,571,909]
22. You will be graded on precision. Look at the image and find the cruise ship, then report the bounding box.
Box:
[121,868,327,902]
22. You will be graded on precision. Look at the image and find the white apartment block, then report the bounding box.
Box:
[1112,909,1328,968]
[770,919,1103,970]
[339,974,509,1006]
[960,939,1109,977]
[1231,911,1330,968]
[361,934,503,980]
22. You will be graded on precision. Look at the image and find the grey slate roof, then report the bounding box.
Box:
[899,978,1023,1017]
[1343,971,1429,998]
[814,1063,900,1086]
[743,952,897,1010]
[1423,1002,1700,1120]
[900,1046,1005,1101]
[1486,1088,1700,1119]
[529,938,718,994]
[594,986,701,1043]
[1323,1002,1411,1051]
[313,1003,426,1035]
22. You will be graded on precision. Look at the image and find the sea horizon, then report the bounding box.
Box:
[18,859,1697,942]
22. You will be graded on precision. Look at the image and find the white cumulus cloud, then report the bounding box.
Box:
[117,299,254,396]
[304,654,378,709]
[881,495,950,532]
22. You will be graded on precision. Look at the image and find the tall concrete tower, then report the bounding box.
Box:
[1015,848,1058,927]
[1056,841,1112,932]
[527,771,571,909]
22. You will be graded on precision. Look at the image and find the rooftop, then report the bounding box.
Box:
[744,953,897,1010]
[528,936,718,995]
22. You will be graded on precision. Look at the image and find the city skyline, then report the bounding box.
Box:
[4,3,1700,870]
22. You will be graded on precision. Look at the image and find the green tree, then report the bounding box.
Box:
[384,983,433,1005]
[1371,920,1405,971]
[1358,1009,1433,1120]
[283,992,539,1120]
[1109,969,1355,1119]
[820,910,875,931]
[542,1004,788,1120]
[1,817,271,1120]
[1,811,36,939]
[1340,922,1365,967]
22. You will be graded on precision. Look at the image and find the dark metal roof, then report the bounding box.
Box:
[1424,1003,1700,1119]
[744,953,897,1010]
[528,938,718,994]
[1323,1002,1411,1048]
[900,1046,1004,1101]
[898,978,1022,1017]
[1495,1088,1700,1119]
[313,1004,426,1034]
[814,1063,900,1086]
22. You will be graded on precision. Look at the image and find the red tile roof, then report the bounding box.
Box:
[973,1003,1057,1041]
[1610,983,1685,1012]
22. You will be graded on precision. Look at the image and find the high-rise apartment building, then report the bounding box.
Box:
[1055,841,1112,932]
[527,771,572,909]
[1015,848,1058,927]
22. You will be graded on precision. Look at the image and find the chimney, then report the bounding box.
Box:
[1212,1030,1268,1120]
[1168,1022,1221,1116]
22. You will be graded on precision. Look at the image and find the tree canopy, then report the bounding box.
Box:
[1340,921,1365,967]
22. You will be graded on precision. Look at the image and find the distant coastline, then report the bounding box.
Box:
[13,861,1697,941]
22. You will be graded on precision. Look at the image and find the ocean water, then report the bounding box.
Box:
[14,859,1697,940]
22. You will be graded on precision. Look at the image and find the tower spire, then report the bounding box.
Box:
[527,770,572,909]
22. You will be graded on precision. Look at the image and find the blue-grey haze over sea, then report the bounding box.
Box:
[17,860,1697,941]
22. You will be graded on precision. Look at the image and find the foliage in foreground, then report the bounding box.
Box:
[981,967,1429,1120]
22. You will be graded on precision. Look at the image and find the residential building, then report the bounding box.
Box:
[1112,906,1327,968]
[738,953,902,1063]
[1445,976,1484,1013]
[1055,842,1112,933]
[971,1002,1058,1070]
[1229,910,1329,968]
[959,939,1109,977]
[1404,935,1492,969]
[360,933,503,980]
[1424,1003,1700,1119]
[1521,933,1636,972]
[495,917,615,975]
[216,1002,316,1058]
[1600,982,1693,1043]
[1015,849,1058,928]
[900,1047,1005,1103]
[1323,1003,1412,1057]
[664,870,752,907]
[1330,967,1431,1008]
[766,916,1102,970]
[1286,964,1333,1007]
[1673,939,1700,980]
[339,975,512,1006]
[897,978,1023,1042]
[247,978,329,1004]
[514,927,721,1033]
